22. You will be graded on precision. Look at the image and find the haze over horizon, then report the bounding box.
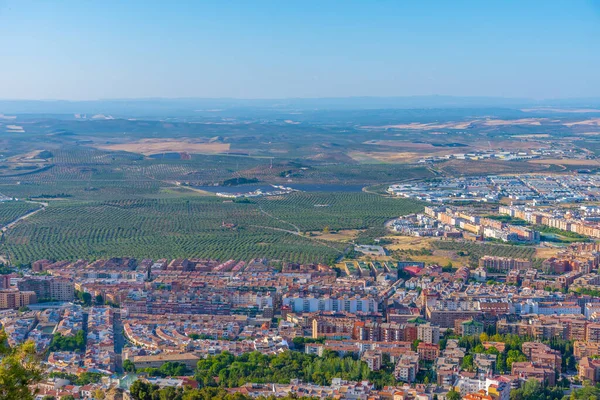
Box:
[1,0,600,101]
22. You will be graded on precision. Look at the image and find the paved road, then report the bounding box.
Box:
[113,310,124,374]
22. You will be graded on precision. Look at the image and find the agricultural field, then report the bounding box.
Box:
[256,193,423,232]
[0,201,42,227]
[0,106,598,265]
[1,194,422,266]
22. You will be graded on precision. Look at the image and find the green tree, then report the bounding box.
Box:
[0,331,42,400]
[123,359,136,373]
[0,330,43,400]
[446,389,461,400]
[496,353,507,374]
[48,330,85,353]
[461,355,474,372]
[77,291,92,306]
[473,344,485,353]
[506,349,527,370]
[411,339,422,352]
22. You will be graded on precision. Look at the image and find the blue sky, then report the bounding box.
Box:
[0,0,599,100]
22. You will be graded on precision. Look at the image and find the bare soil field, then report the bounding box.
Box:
[482,118,544,126]
[348,151,421,163]
[535,246,562,259]
[564,118,600,127]
[362,121,472,130]
[5,124,25,132]
[308,229,361,242]
[483,140,550,151]
[529,158,600,166]
[95,139,230,155]
[362,118,555,131]
[384,236,437,251]
[511,134,550,139]
[363,140,440,149]
[438,159,550,175]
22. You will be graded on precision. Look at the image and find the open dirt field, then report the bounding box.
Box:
[308,229,362,242]
[362,121,472,130]
[364,140,440,149]
[482,118,544,126]
[564,118,600,127]
[485,140,550,151]
[348,151,422,163]
[535,246,562,259]
[529,158,600,166]
[362,118,556,130]
[511,134,550,139]
[95,139,230,155]
[5,124,25,132]
[384,236,437,251]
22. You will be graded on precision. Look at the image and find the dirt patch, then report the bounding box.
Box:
[529,159,600,166]
[96,139,230,155]
[308,229,362,242]
[362,121,472,130]
[364,140,453,150]
[348,151,421,163]
[511,134,550,139]
[5,124,25,132]
[564,118,600,127]
[385,236,437,251]
[483,118,544,126]
[486,140,550,151]
[535,246,561,259]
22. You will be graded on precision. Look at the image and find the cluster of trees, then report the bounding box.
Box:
[123,359,136,373]
[43,396,74,400]
[195,350,395,389]
[221,177,259,186]
[573,287,600,299]
[534,224,588,239]
[484,214,527,225]
[440,332,575,374]
[508,379,565,400]
[568,384,600,400]
[441,332,575,376]
[48,331,86,353]
[290,336,325,351]
[0,330,43,400]
[75,290,92,306]
[0,264,13,274]
[48,371,103,385]
[137,361,190,377]
[459,346,525,374]
[130,382,320,400]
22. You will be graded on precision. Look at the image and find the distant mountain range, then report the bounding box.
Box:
[1,96,600,117]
